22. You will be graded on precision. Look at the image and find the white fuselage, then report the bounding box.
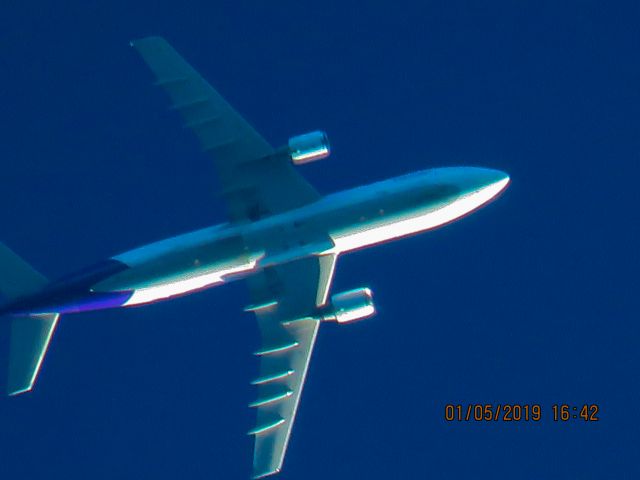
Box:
[92,167,509,307]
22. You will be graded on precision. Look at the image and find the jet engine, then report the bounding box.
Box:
[288,131,330,165]
[321,287,376,323]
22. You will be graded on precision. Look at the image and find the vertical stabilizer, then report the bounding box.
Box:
[0,243,47,300]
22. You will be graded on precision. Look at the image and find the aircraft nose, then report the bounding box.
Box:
[461,167,510,195]
[431,166,509,193]
[429,166,510,214]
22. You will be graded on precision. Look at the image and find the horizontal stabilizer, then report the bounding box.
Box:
[7,314,59,395]
[0,243,57,396]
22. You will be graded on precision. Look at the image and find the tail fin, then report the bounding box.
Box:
[0,243,59,396]
[0,243,47,299]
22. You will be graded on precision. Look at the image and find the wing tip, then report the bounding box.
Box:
[7,385,33,397]
[129,35,167,49]
[252,467,281,479]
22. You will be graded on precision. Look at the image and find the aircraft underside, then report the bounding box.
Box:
[0,36,509,479]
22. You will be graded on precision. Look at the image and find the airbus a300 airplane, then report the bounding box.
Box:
[1,37,509,478]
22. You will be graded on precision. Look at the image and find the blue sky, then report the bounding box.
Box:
[1,1,638,479]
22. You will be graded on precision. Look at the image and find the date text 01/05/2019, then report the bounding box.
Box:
[444,404,600,422]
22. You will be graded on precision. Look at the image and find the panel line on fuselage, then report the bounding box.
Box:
[82,167,508,311]
[329,176,510,253]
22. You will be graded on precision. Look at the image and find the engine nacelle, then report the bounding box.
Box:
[322,287,376,324]
[288,131,330,165]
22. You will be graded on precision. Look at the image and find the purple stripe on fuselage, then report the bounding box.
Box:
[0,259,131,316]
[49,290,133,314]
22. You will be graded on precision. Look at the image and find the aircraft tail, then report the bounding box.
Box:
[0,243,59,396]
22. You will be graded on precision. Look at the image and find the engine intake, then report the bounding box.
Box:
[322,287,375,323]
[288,131,330,165]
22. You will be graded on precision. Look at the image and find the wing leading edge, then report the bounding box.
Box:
[246,253,337,478]
[131,36,321,223]
[132,36,336,477]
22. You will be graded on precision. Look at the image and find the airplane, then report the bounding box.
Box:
[0,36,510,478]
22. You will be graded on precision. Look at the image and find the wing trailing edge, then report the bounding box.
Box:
[246,253,337,478]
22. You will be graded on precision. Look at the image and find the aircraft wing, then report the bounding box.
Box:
[131,36,321,222]
[245,253,337,478]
